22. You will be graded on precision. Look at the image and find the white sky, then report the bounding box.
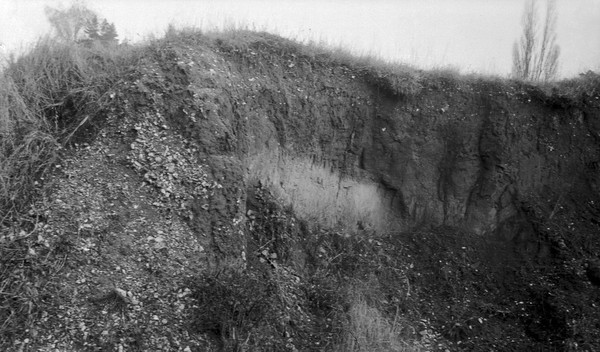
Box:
[1,0,599,78]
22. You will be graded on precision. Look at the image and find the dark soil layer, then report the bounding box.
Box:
[2,31,600,351]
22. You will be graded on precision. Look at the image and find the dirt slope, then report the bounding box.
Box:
[5,31,600,351]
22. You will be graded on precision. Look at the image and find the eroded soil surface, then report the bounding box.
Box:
[2,31,600,351]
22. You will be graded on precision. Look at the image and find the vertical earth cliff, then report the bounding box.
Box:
[5,31,599,351]
[128,32,599,264]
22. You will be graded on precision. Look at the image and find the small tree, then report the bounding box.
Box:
[45,2,96,42]
[512,0,560,82]
[84,15,100,40]
[99,20,118,43]
[46,2,118,45]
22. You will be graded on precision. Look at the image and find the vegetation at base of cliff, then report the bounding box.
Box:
[1,27,600,351]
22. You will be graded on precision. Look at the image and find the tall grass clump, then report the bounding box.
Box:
[336,292,412,352]
[0,37,140,219]
[331,278,431,352]
[0,36,141,345]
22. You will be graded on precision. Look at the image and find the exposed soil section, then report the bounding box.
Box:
[148,33,600,242]
[3,31,600,351]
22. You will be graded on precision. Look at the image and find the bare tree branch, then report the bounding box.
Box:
[512,0,560,82]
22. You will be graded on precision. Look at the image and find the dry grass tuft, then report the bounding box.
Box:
[0,37,142,219]
[335,289,423,352]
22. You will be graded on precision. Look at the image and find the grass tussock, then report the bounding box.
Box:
[336,291,421,352]
[0,37,141,218]
[0,36,142,344]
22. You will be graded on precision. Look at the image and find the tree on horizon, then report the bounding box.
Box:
[84,15,118,44]
[99,19,118,43]
[46,2,118,45]
[45,2,96,42]
[84,15,100,40]
[512,0,560,82]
